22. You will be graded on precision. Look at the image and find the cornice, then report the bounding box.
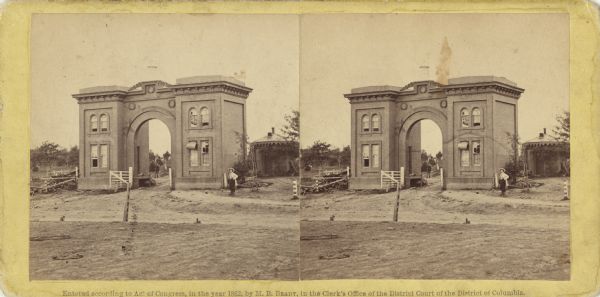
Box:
[72,92,127,103]
[442,82,524,99]
[171,81,252,98]
[344,92,399,103]
[74,79,254,103]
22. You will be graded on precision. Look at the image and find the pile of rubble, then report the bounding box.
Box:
[301,168,349,194]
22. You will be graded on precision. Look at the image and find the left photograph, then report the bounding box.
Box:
[29,14,300,280]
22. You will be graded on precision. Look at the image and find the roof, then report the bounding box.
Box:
[175,75,245,86]
[448,76,517,87]
[346,75,523,98]
[523,133,569,148]
[79,85,129,93]
[253,133,288,144]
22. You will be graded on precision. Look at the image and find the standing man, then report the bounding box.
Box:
[227,168,238,196]
[498,168,510,197]
[155,158,163,178]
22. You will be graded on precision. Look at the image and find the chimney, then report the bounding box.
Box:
[271,127,275,134]
[539,133,544,138]
[419,65,430,81]
[543,128,547,135]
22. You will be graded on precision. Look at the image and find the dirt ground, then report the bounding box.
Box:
[30,177,299,280]
[300,177,570,280]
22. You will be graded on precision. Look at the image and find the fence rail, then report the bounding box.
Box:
[380,169,404,190]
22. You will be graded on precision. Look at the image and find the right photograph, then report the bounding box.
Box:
[299,14,570,280]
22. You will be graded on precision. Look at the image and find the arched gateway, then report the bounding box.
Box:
[345,76,524,190]
[73,76,252,190]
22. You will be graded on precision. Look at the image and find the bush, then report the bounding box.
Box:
[233,159,252,183]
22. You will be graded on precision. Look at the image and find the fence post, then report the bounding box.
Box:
[400,167,405,188]
[75,167,78,180]
[563,179,569,200]
[123,183,130,222]
[494,173,499,189]
[393,171,401,223]
[440,168,444,190]
[293,180,298,198]
[346,166,350,178]
[169,167,173,190]
[128,167,133,184]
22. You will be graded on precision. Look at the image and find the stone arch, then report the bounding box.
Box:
[397,107,450,187]
[126,106,177,178]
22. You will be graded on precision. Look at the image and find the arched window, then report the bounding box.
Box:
[472,108,481,127]
[189,108,199,128]
[361,114,370,132]
[371,114,381,132]
[460,108,470,128]
[90,115,98,132]
[200,107,210,127]
[100,114,109,132]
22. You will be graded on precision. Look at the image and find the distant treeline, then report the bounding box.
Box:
[301,141,351,168]
[30,141,79,171]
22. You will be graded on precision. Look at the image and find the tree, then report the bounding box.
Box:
[280,110,300,142]
[340,145,351,167]
[67,146,79,166]
[162,151,171,162]
[428,156,437,167]
[234,131,250,161]
[505,132,522,182]
[149,151,157,163]
[552,110,570,142]
[421,150,430,162]
[306,140,331,167]
[37,141,60,167]
[435,151,443,169]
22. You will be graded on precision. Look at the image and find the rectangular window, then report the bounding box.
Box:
[362,144,370,167]
[460,149,470,167]
[189,142,199,167]
[201,141,210,166]
[371,144,380,168]
[100,144,108,168]
[91,145,99,168]
[472,141,481,166]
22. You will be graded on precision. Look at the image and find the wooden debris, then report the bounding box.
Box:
[319,253,350,260]
[52,252,83,260]
[300,234,339,241]
[301,168,349,194]
[31,169,77,194]
[30,235,71,241]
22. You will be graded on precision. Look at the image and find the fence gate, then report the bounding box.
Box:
[109,167,133,191]
[380,168,404,191]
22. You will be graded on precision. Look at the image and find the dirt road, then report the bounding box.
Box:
[30,177,299,280]
[300,177,570,280]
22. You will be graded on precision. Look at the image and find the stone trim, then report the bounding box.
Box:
[172,82,252,98]
[443,82,524,99]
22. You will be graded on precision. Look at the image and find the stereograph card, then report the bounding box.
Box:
[0,1,599,297]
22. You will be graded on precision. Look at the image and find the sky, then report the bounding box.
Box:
[31,13,569,156]
[299,13,569,153]
[30,14,299,153]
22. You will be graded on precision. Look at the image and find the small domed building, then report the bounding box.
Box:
[522,129,570,177]
[250,128,299,177]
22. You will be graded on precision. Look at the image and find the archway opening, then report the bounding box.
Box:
[133,119,172,185]
[406,119,443,187]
